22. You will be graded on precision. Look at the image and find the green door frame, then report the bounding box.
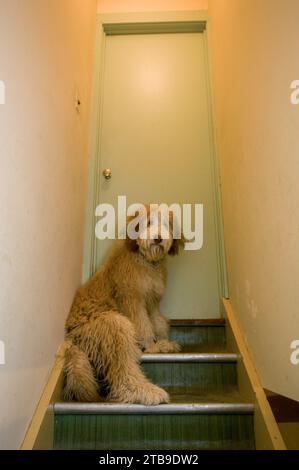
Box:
[82,10,229,300]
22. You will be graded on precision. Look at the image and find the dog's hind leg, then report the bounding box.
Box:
[63,342,99,402]
[80,311,169,405]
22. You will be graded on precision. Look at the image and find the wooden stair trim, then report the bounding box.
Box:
[222,298,286,450]
[20,342,67,450]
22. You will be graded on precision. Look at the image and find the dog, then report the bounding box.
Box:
[63,205,185,405]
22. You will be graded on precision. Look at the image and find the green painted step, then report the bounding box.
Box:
[54,318,256,450]
[53,390,254,450]
[141,352,238,391]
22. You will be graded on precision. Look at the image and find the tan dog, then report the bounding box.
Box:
[63,206,185,405]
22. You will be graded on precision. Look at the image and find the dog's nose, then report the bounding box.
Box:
[154,236,162,245]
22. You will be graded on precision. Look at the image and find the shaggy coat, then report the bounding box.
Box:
[64,209,184,405]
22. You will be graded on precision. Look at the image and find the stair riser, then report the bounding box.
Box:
[170,326,226,347]
[170,325,226,348]
[142,362,237,390]
[54,414,255,450]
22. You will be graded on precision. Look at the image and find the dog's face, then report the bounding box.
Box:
[126,205,185,262]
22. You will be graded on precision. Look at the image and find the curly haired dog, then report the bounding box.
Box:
[63,205,185,405]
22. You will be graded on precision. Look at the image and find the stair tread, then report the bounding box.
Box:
[55,389,253,415]
[164,387,244,403]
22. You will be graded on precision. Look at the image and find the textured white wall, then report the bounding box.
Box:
[0,0,97,449]
[209,0,299,401]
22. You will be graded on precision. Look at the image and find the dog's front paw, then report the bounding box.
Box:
[143,342,161,354]
[155,339,182,353]
[143,340,181,353]
[138,384,170,405]
[118,382,169,405]
[138,335,156,352]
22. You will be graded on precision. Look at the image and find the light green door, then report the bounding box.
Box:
[92,30,222,319]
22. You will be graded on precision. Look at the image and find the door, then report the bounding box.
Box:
[91,28,221,319]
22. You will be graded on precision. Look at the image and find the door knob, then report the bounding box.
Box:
[102,168,112,180]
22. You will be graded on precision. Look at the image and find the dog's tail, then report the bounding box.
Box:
[63,341,99,402]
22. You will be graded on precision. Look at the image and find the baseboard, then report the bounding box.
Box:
[222,298,286,450]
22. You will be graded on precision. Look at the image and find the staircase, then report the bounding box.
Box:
[53,319,255,450]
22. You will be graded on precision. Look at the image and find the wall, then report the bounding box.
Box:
[208,0,299,401]
[0,0,97,449]
[98,0,208,13]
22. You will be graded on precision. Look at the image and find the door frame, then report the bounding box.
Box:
[82,10,229,300]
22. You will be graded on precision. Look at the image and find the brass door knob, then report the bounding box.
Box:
[102,168,112,180]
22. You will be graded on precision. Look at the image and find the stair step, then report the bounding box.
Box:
[53,389,254,450]
[141,352,238,390]
[170,319,226,348]
[54,414,254,450]
[54,387,253,414]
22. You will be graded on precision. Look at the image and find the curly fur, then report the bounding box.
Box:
[63,207,185,405]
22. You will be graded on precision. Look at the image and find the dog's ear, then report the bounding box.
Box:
[125,236,139,252]
[169,236,185,256]
[168,210,185,256]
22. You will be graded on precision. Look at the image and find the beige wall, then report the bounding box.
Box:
[209,0,299,401]
[0,0,97,449]
[98,0,208,13]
